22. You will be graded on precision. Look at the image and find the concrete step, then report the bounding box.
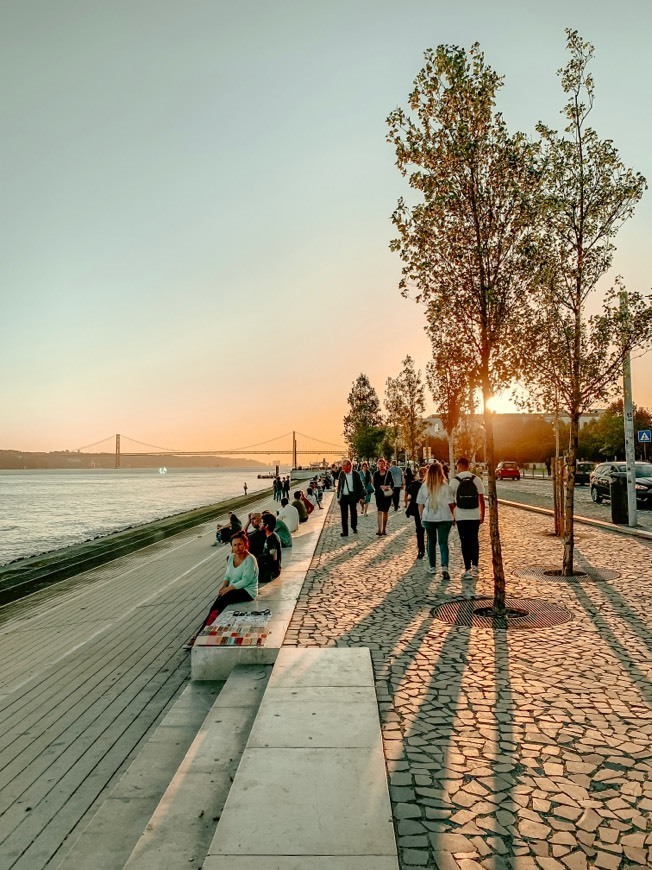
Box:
[123,664,271,869]
[54,680,224,870]
[204,647,399,869]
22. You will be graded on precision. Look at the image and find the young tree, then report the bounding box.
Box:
[343,374,383,457]
[384,375,405,460]
[387,356,428,462]
[388,43,541,615]
[525,30,652,575]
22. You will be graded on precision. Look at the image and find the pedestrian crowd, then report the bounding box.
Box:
[334,456,485,581]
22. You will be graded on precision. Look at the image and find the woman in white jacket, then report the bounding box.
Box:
[416,462,455,578]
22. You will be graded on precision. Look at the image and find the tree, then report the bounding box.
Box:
[579,402,652,460]
[388,43,541,615]
[524,31,652,575]
[384,375,405,460]
[343,374,383,457]
[385,356,428,462]
[353,425,387,462]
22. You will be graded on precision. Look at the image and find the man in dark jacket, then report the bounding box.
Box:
[259,514,282,583]
[404,466,426,559]
[336,459,365,536]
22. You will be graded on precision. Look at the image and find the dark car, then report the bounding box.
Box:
[590,462,652,507]
[496,461,521,481]
[575,462,594,486]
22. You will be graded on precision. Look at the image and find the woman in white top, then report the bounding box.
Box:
[188,531,259,646]
[416,462,455,578]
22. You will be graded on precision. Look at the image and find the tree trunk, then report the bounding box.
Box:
[482,380,506,614]
[562,412,579,576]
[448,430,455,475]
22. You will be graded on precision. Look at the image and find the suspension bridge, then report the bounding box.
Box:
[73,432,347,468]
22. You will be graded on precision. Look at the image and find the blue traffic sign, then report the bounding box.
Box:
[638,429,652,443]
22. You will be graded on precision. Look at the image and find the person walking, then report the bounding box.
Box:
[389,460,404,511]
[359,461,373,517]
[243,481,248,496]
[372,458,393,536]
[405,465,426,559]
[336,458,365,536]
[449,456,485,579]
[417,462,455,577]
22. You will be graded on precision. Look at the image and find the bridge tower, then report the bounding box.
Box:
[115,433,121,469]
[292,431,297,469]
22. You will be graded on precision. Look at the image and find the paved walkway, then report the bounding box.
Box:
[284,500,652,869]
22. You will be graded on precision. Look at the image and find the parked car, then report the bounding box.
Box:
[496,461,521,481]
[575,462,594,486]
[590,462,652,507]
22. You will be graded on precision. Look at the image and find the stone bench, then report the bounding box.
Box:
[203,647,399,869]
[191,495,331,681]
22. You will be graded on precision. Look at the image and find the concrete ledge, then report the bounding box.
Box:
[123,665,271,870]
[204,648,399,869]
[191,496,331,681]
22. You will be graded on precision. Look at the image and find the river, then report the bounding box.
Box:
[0,467,283,565]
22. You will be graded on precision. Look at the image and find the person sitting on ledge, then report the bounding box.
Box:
[244,512,266,558]
[277,496,300,533]
[215,512,242,545]
[292,491,309,523]
[258,514,282,583]
[186,531,258,647]
[263,509,292,548]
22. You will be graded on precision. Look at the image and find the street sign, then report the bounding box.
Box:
[638,430,651,443]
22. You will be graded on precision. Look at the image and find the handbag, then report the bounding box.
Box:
[380,472,393,496]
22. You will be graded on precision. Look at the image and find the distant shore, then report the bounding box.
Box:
[0,450,267,470]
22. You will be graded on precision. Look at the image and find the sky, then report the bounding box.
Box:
[1,0,651,453]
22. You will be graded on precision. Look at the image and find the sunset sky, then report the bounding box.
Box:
[2,0,651,453]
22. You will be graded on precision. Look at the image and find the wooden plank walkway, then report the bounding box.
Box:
[0,492,289,870]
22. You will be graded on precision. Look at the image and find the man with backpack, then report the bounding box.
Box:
[449,456,485,580]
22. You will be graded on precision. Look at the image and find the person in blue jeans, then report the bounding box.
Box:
[416,462,455,578]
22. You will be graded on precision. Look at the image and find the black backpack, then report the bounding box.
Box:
[454,474,479,510]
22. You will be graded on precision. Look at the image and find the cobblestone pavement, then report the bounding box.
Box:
[284,499,652,869]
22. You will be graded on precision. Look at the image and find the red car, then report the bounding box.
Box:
[496,461,521,481]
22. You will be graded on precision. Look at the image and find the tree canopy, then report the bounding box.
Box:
[388,42,541,612]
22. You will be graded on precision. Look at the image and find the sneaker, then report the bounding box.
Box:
[462,570,473,580]
[427,566,437,574]
[417,552,425,560]
[340,532,348,537]
[352,528,358,534]
[442,568,450,580]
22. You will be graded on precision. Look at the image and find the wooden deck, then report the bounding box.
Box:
[0,494,286,870]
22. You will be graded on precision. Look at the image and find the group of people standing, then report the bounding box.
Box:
[335,456,485,579]
[273,476,292,501]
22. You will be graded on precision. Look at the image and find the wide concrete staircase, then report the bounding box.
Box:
[57,650,398,870]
